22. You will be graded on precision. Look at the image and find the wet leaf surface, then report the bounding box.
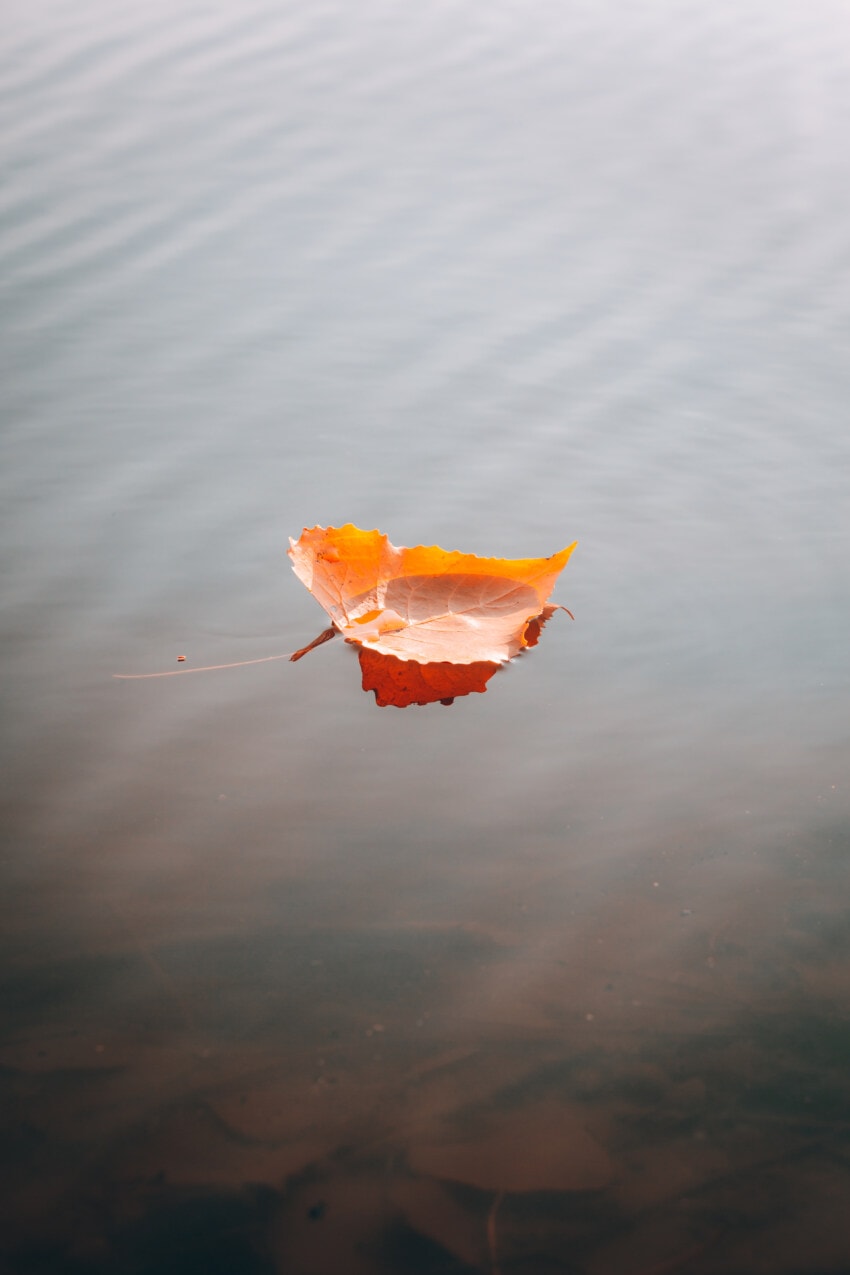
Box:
[288,526,576,706]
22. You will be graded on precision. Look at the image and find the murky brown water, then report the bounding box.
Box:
[2,0,850,1271]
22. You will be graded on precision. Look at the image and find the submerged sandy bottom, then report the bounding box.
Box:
[3,782,848,1274]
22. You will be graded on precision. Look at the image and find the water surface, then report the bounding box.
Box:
[2,0,850,1271]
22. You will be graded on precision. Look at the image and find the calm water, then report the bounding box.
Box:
[2,0,850,1271]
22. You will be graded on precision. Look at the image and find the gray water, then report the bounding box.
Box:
[2,1,850,1271]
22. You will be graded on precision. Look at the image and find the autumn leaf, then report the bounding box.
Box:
[358,649,501,708]
[288,525,576,706]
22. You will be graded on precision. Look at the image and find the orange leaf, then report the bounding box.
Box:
[288,525,576,706]
[358,647,500,708]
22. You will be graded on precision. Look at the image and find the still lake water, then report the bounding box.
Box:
[2,0,850,1270]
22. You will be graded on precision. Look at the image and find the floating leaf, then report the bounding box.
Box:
[288,525,576,707]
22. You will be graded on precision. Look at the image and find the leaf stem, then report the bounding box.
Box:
[113,627,338,679]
